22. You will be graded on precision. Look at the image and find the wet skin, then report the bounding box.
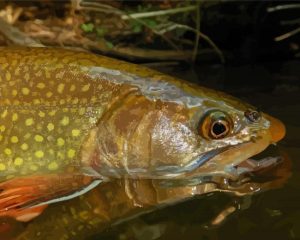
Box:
[0,47,285,225]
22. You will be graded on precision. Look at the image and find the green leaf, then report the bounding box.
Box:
[81,23,94,33]
[143,19,157,29]
[132,23,143,33]
[105,40,114,49]
[129,20,143,33]
[96,27,107,37]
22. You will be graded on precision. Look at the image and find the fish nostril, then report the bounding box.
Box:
[244,110,261,123]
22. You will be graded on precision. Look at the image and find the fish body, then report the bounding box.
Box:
[0,47,285,222]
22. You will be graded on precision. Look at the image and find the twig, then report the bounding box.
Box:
[267,4,300,13]
[75,0,179,51]
[75,0,123,15]
[274,27,300,41]
[111,46,190,61]
[133,17,180,51]
[193,2,201,62]
[281,18,300,26]
[157,23,224,63]
[121,5,197,20]
[0,17,44,47]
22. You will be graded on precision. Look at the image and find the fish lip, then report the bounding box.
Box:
[153,144,244,176]
[152,147,231,176]
[181,147,231,172]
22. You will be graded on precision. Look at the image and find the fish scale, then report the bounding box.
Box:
[0,49,119,180]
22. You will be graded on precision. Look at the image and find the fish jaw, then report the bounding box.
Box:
[182,113,286,180]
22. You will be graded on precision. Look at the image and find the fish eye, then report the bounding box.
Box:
[199,111,233,139]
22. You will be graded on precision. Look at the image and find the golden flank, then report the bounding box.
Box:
[0,47,285,222]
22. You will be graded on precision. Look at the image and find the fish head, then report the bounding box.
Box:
[88,71,285,180]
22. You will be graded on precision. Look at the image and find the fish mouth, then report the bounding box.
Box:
[157,145,290,193]
[178,113,286,181]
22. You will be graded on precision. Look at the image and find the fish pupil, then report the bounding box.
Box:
[212,122,227,137]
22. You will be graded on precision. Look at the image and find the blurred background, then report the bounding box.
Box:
[0,1,299,240]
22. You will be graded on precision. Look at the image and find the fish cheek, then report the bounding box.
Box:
[145,104,199,170]
[94,96,155,173]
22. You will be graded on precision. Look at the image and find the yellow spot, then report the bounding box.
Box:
[79,211,89,220]
[70,84,76,92]
[0,125,5,132]
[0,135,3,141]
[72,129,80,137]
[12,89,18,96]
[78,108,86,115]
[22,87,30,95]
[37,82,45,89]
[81,84,90,92]
[25,118,34,126]
[14,157,23,166]
[1,110,8,118]
[11,136,19,143]
[30,165,38,171]
[67,149,76,158]
[33,99,40,105]
[48,110,56,116]
[24,73,30,81]
[57,151,64,159]
[34,70,42,77]
[60,116,69,126]
[45,71,50,79]
[13,99,20,105]
[38,111,45,117]
[1,63,8,70]
[34,134,44,142]
[24,133,31,139]
[4,148,12,155]
[35,150,44,158]
[59,99,66,105]
[0,163,6,171]
[47,123,54,131]
[5,72,11,81]
[57,83,65,94]
[72,98,79,104]
[12,113,18,121]
[48,161,58,171]
[57,138,65,146]
[21,143,29,150]
[46,91,53,98]
[11,59,17,67]
[14,67,20,76]
[36,123,42,131]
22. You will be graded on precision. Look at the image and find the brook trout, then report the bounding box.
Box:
[0,47,285,222]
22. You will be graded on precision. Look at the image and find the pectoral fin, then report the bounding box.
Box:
[0,173,102,222]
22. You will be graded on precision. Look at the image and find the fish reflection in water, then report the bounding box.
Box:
[4,152,290,240]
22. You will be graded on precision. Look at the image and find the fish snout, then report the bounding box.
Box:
[264,114,286,143]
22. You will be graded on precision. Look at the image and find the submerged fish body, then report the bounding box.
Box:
[0,47,285,221]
